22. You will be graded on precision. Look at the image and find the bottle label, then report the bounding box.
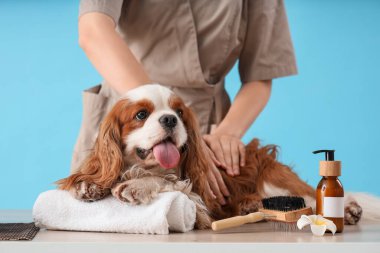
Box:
[323,197,344,218]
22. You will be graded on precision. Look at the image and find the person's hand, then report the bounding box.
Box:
[202,142,230,205]
[203,134,246,176]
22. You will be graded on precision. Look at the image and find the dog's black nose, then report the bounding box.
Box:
[159,114,177,129]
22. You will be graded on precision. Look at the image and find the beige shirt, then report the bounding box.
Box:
[71,0,297,173]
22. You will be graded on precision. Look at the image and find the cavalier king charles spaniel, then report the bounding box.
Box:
[57,84,362,228]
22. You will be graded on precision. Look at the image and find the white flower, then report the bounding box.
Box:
[297,215,337,236]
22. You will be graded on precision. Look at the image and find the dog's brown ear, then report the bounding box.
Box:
[180,106,216,206]
[56,101,127,190]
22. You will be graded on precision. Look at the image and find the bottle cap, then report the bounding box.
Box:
[313,150,341,176]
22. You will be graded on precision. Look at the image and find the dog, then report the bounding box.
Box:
[56,84,363,228]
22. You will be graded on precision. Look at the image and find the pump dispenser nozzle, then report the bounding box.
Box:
[313,149,341,177]
[312,150,335,161]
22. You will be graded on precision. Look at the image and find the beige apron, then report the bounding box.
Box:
[71,0,297,173]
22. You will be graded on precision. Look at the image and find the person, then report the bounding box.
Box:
[71,0,297,205]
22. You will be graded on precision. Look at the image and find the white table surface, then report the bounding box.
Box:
[1,210,379,253]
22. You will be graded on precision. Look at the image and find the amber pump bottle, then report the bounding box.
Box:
[313,150,344,233]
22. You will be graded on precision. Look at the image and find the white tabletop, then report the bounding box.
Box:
[1,210,380,253]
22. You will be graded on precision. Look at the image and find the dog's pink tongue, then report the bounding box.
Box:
[152,141,180,169]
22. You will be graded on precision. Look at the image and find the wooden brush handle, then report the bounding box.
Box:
[211,212,265,231]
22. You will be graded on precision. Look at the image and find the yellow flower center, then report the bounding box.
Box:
[314,220,327,226]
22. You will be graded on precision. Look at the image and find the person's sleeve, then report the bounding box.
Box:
[79,0,124,25]
[239,0,297,84]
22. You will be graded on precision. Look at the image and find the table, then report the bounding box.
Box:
[1,210,379,253]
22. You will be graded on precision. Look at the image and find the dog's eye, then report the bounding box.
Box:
[135,110,149,120]
[176,109,183,118]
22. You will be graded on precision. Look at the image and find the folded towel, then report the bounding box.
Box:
[33,190,196,235]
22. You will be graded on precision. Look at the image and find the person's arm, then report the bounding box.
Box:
[79,13,151,94]
[215,80,272,138]
[203,80,272,203]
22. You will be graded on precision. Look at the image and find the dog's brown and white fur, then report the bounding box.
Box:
[57,84,363,228]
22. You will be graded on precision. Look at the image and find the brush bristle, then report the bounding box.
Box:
[262,196,306,212]
[270,221,299,232]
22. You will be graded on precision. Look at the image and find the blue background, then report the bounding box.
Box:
[1,0,379,209]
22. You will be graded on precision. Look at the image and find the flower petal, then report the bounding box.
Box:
[311,224,327,236]
[317,215,327,222]
[315,216,337,234]
[308,215,319,223]
[297,215,312,230]
[325,220,337,235]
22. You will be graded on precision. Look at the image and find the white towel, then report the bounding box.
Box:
[33,190,196,235]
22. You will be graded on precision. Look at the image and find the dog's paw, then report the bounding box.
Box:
[120,165,152,180]
[112,179,160,205]
[70,181,110,202]
[194,207,212,229]
[237,196,263,215]
[344,200,363,225]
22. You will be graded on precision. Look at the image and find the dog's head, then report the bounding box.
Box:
[116,84,190,169]
[58,84,209,190]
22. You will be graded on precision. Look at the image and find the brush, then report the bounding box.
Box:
[211,196,313,231]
